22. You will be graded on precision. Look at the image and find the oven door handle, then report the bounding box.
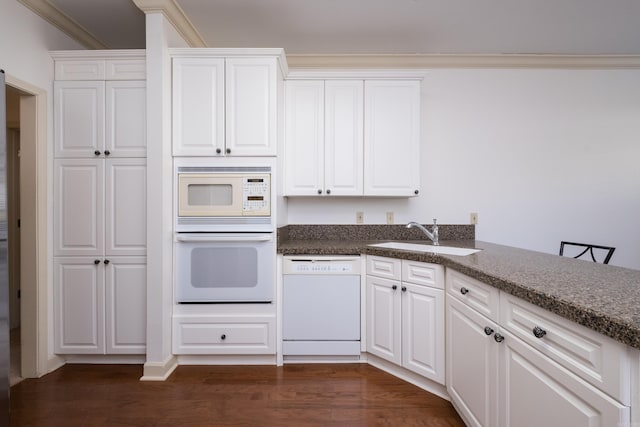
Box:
[175,234,273,243]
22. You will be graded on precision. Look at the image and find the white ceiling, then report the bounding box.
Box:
[31,0,640,54]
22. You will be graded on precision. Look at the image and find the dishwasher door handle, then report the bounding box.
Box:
[175,234,273,243]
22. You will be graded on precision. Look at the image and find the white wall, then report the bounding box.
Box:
[286,68,640,270]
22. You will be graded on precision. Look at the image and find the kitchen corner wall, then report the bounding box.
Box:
[285,68,640,270]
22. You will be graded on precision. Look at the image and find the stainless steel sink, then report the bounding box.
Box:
[369,242,481,256]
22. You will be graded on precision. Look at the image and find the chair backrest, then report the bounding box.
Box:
[559,241,615,264]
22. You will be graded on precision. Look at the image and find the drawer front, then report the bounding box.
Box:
[106,59,146,80]
[55,60,106,80]
[402,260,444,289]
[500,293,630,405]
[173,315,275,355]
[446,269,500,322]
[366,256,401,280]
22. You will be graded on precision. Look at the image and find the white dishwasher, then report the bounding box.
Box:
[282,256,361,356]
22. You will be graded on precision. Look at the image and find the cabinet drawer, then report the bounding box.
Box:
[402,260,444,289]
[105,59,146,80]
[55,60,106,80]
[366,256,401,280]
[446,269,500,322]
[500,293,630,405]
[173,315,275,355]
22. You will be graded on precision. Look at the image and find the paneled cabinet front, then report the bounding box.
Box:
[54,257,146,354]
[54,80,146,158]
[172,56,278,156]
[366,256,444,383]
[284,80,364,196]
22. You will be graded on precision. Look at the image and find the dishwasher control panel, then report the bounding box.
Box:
[283,256,361,275]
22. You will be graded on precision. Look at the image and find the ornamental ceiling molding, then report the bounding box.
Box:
[132,0,206,47]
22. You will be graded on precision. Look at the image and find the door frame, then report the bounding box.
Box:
[6,74,60,377]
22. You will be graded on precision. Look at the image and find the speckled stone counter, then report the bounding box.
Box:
[277,225,640,350]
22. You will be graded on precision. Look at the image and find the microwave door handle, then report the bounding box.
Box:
[175,234,272,243]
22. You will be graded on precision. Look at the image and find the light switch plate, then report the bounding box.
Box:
[356,212,364,224]
[470,212,478,224]
[386,212,394,224]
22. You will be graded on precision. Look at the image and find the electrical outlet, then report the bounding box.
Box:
[356,212,364,224]
[470,212,478,225]
[386,212,394,224]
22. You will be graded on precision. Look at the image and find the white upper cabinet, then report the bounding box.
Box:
[284,80,363,196]
[172,57,225,156]
[172,55,280,156]
[284,76,421,197]
[364,80,421,196]
[105,81,147,157]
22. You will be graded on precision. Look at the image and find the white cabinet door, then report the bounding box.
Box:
[105,159,147,256]
[446,296,500,427]
[225,57,278,156]
[105,80,146,157]
[364,80,420,196]
[402,283,444,383]
[284,80,325,195]
[172,57,225,156]
[499,329,629,427]
[54,258,105,354]
[54,81,105,158]
[54,159,104,256]
[104,257,146,354]
[324,80,363,196]
[366,275,402,365]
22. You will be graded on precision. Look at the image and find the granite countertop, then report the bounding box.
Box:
[278,231,640,350]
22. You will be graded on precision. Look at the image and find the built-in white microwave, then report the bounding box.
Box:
[175,164,272,232]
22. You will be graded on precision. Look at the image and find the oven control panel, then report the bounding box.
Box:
[242,176,270,213]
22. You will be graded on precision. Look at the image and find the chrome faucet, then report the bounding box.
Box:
[406,219,439,246]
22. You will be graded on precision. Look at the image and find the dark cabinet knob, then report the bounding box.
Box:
[103,259,110,265]
[216,148,222,154]
[414,189,419,195]
[326,189,331,195]
[532,326,547,339]
[94,150,101,156]
[494,333,504,343]
[484,327,494,336]
[317,189,322,194]
[221,334,226,340]
[226,148,231,154]
[94,259,100,265]
[460,287,469,295]
[401,286,407,292]
[104,150,110,156]
[392,285,397,290]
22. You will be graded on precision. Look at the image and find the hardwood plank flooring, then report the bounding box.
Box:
[10,363,465,426]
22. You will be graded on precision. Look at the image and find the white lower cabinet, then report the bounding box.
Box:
[54,257,146,355]
[366,256,444,383]
[173,314,276,355]
[446,269,630,427]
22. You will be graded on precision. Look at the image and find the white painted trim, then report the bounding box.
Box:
[287,54,640,70]
[17,0,108,49]
[4,74,54,378]
[286,69,426,80]
[133,0,206,48]
[141,355,178,381]
[177,355,277,365]
[50,50,146,61]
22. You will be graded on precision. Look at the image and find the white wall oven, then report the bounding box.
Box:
[174,159,275,303]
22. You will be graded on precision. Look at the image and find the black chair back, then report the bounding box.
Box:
[559,241,615,264]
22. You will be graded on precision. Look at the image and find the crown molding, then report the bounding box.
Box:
[132,0,206,47]
[286,54,640,70]
[18,0,108,49]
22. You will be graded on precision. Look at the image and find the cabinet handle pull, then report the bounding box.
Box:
[484,327,494,336]
[221,334,226,340]
[94,259,100,265]
[317,189,322,194]
[94,150,101,156]
[414,189,419,195]
[326,189,331,195]
[401,286,407,292]
[103,259,110,265]
[104,150,110,156]
[532,326,547,339]
[494,333,504,343]
[226,148,231,154]
[216,148,221,154]
[392,285,397,290]
[460,287,469,295]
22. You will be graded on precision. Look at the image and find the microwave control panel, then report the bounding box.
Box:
[243,175,270,213]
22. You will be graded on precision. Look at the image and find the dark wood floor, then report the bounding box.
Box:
[10,363,465,426]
